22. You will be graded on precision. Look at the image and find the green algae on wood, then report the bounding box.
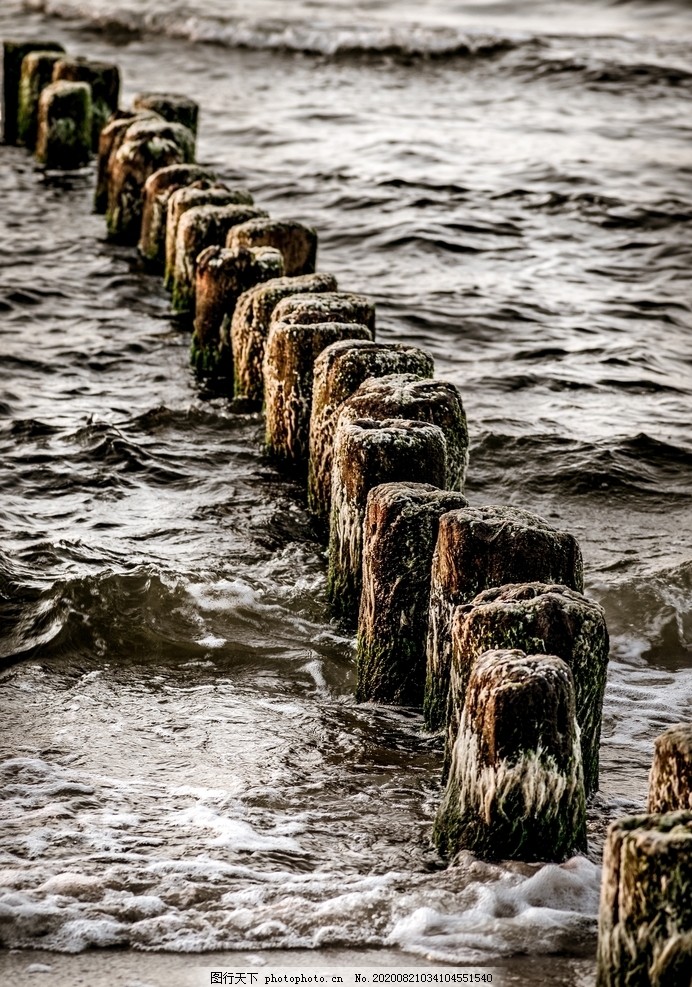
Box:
[52,56,120,150]
[264,321,373,473]
[139,164,222,269]
[449,581,609,796]
[227,218,318,277]
[433,649,587,862]
[648,724,692,813]
[2,40,64,145]
[133,92,200,138]
[17,50,64,150]
[308,340,435,532]
[423,505,584,733]
[230,273,339,407]
[35,81,92,170]
[596,810,692,987]
[356,482,467,705]
[191,245,285,376]
[327,417,447,626]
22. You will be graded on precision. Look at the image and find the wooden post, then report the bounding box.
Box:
[308,340,434,531]
[356,482,467,705]
[449,581,609,796]
[133,92,199,138]
[52,56,120,150]
[271,291,375,337]
[17,50,64,150]
[35,81,92,170]
[264,322,373,471]
[230,273,339,407]
[191,245,285,374]
[95,110,158,214]
[423,505,584,733]
[2,40,64,144]
[597,810,692,986]
[327,417,447,625]
[227,218,317,276]
[433,649,587,862]
[648,725,692,813]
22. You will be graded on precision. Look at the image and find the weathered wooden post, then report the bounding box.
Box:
[356,482,467,705]
[106,118,196,243]
[230,273,339,406]
[596,810,692,987]
[52,56,120,150]
[328,417,447,624]
[424,505,584,733]
[2,40,64,144]
[264,321,373,471]
[35,81,92,170]
[227,218,317,276]
[95,110,160,213]
[308,340,435,530]
[139,165,225,269]
[449,581,609,796]
[170,204,267,315]
[271,291,375,337]
[191,245,285,374]
[648,725,692,813]
[164,185,256,290]
[337,373,468,494]
[17,50,64,149]
[133,92,199,138]
[433,649,587,862]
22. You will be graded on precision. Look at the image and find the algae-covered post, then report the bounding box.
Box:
[596,810,692,987]
[648,724,692,813]
[433,649,587,862]
[449,581,609,796]
[264,321,373,471]
[170,203,268,315]
[17,50,65,150]
[227,218,318,276]
[95,110,157,214]
[139,164,224,269]
[2,40,65,144]
[106,118,196,243]
[424,505,584,733]
[271,291,376,337]
[230,273,339,406]
[357,482,467,705]
[35,81,92,170]
[308,340,435,530]
[327,417,447,625]
[191,245,285,374]
[133,92,200,138]
[52,56,120,150]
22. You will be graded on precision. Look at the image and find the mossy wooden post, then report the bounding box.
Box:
[170,204,268,316]
[328,417,447,625]
[52,56,120,150]
[230,273,339,407]
[106,119,196,244]
[449,582,609,795]
[191,246,285,374]
[596,810,692,987]
[2,40,64,144]
[356,483,467,705]
[648,725,692,813]
[271,291,375,337]
[308,340,435,531]
[264,322,373,472]
[95,110,160,213]
[227,218,317,276]
[35,81,92,170]
[424,505,584,734]
[139,164,222,269]
[433,649,587,862]
[133,92,199,138]
[338,373,469,494]
[164,186,256,290]
[17,50,64,150]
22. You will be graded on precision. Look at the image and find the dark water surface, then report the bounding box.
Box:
[0,0,691,975]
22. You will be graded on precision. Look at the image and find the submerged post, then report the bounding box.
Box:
[423,505,584,733]
[264,321,373,471]
[308,340,435,530]
[133,92,200,138]
[35,81,92,170]
[17,50,64,150]
[227,218,317,276]
[433,649,587,862]
[2,40,64,144]
[52,56,120,150]
[449,581,609,796]
[230,273,339,407]
[596,810,692,987]
[648,724,692,813]
[356,482,467,705]
[328,417,447,625]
